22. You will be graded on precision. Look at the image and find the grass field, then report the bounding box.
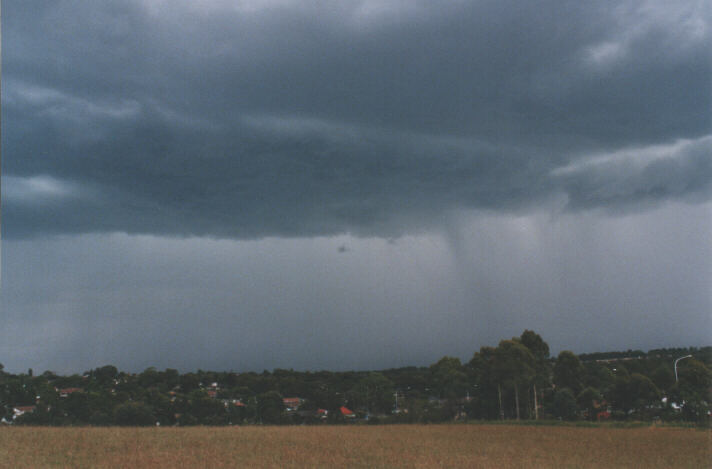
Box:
[1,424,709,468]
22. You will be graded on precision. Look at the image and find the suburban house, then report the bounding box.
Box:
[220,398,246,408]
[57,388,84,398]
[283,397,303,411]
[13,406,36,420]
[295,408,329,421]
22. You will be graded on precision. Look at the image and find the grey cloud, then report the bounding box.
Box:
[2,0,710,239]
[552,136,712,211]
[2,202,709,373]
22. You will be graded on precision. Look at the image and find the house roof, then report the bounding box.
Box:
[14,406,36,412]
[58,387,83,394]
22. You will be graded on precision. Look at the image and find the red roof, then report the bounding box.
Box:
[340,406,354,416]
[14,406,36,412]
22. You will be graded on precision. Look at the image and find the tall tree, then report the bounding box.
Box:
[552,388,578,420]
[519,330,551,419]
[429,357,467,400]
[467,346,500,419]
[348,372,394,414]
[628,373,660,415]
[554,351,584,395]
[493,340,535,420]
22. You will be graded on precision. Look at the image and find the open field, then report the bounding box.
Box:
[1,424,709,468]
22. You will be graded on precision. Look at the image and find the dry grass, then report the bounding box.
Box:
[0,424,709,468]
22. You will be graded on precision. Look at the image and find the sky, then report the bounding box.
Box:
[1,0,710,374]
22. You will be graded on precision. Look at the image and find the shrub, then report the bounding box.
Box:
[114,402,155,426]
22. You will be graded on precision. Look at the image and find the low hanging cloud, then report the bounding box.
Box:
[2,0,710,240]
[552,136,712,210]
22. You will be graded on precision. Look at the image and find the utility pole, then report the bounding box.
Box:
[498,384,504,420]
[674,355,692,382]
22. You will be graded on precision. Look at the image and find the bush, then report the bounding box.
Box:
[114,402,155,426]
[552,388,578,421]
[89,411,112,426]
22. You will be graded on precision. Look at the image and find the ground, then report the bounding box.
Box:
[1,424,709,468]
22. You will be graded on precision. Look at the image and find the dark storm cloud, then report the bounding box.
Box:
[552,136,712,210]
[3,0,710,239]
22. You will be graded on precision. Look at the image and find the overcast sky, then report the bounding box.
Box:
[2,0,710,374]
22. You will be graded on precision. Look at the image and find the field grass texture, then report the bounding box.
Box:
[1,424,709,468]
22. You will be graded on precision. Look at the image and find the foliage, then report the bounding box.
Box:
[554,351,585,395]
[1,333,709,426]
[576,387,602,421]
[114,402,155,426]
[552,388,578,421]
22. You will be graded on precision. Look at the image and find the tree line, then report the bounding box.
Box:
[1,331,709,426]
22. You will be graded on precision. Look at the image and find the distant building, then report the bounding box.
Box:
[13,406,36,420]
[283,397,303,411]
[57,388,84,398]
[340,406,355,418]
[220,398,245,408]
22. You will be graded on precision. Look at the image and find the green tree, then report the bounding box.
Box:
[114,402,155,426]
[179,373,200,393]
[554,351,584,395]
[650,365,674,393]
[677,359,711,394]
[519,330,550,419]
[520,330,550,360]
[628,373,660,416]
[493,340,535,420]
[91,365,118,385]
[582,362,615,396]
[675,359,711,421]
[610,369,633,414]
[467,346,500,419]
[577,387,602,421]
[185,390,226,425]
[349,372,394,414]
[429,357,467,400]
[257,390,284,424]
[89,411,112,426]
[62,393,91,423]
[552,388,578,420]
